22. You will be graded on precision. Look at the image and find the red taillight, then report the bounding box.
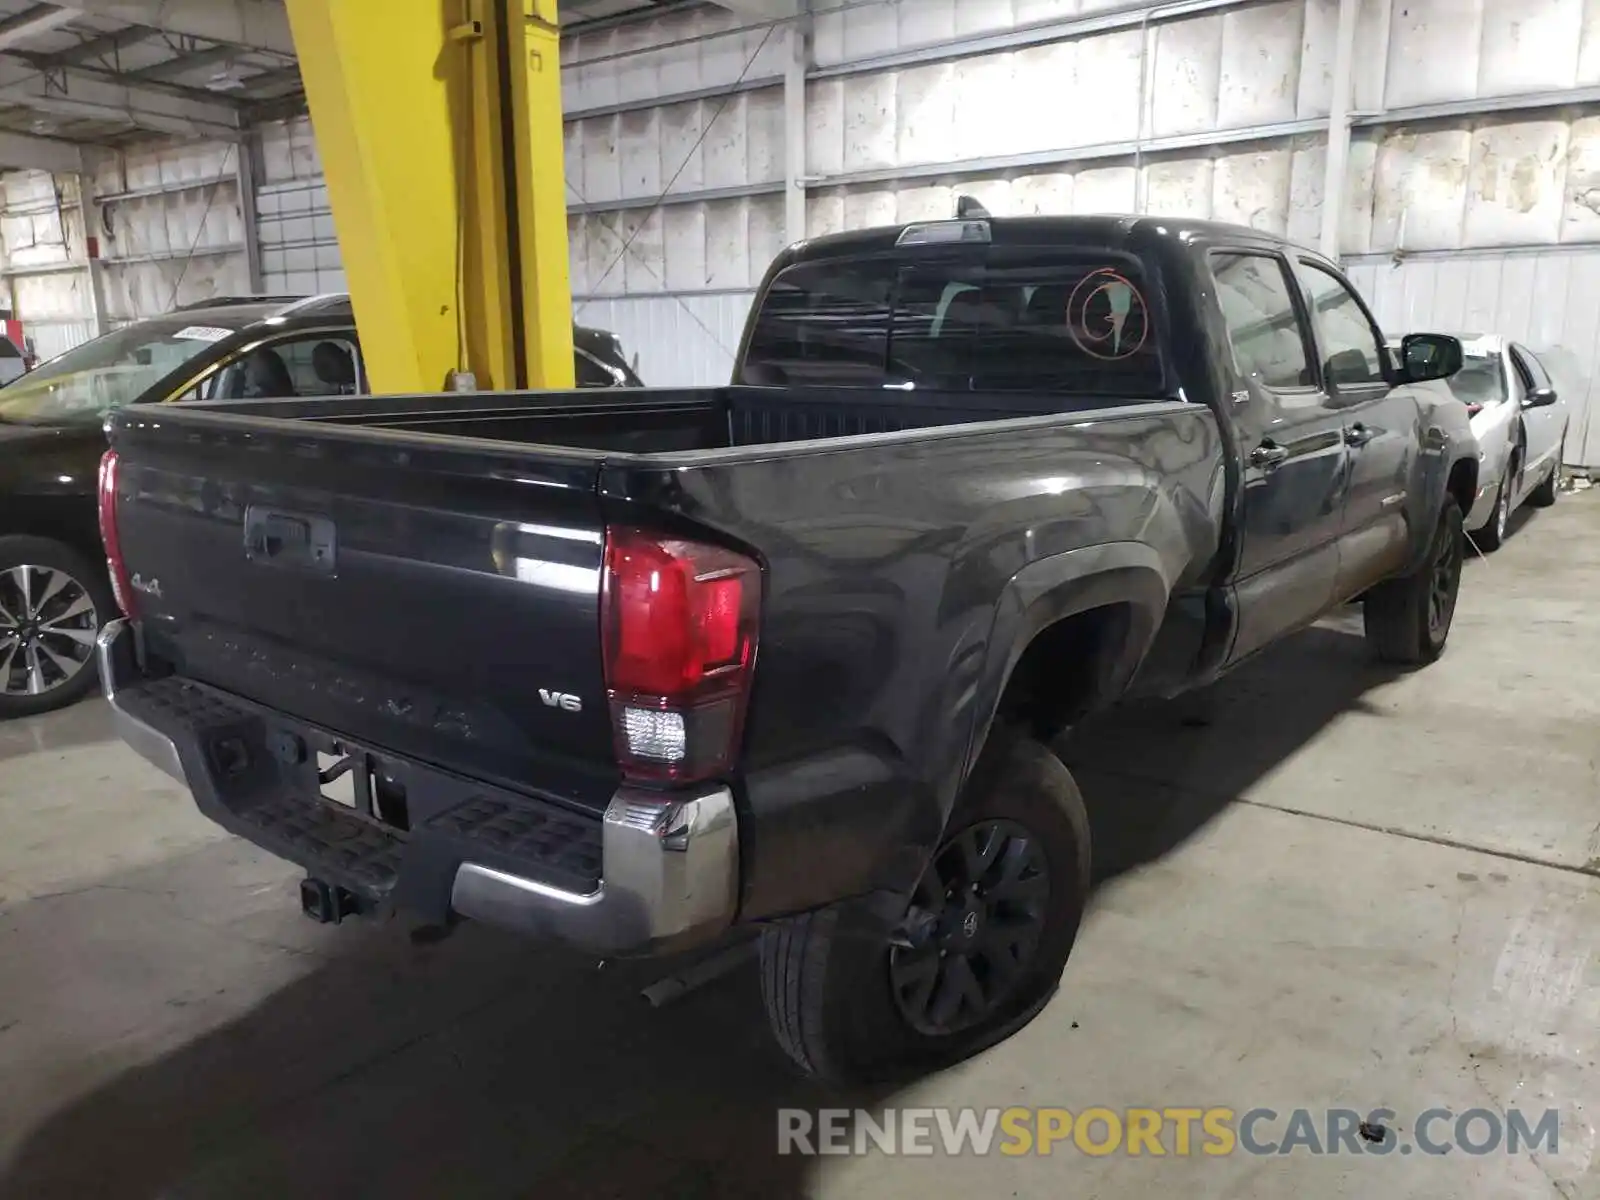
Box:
[97,449,137,619]
[601,527,760,783]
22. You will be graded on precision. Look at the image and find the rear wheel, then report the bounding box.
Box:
[0,536,111,720]
[1363,496,1463,666]
[759,731,1090,1084]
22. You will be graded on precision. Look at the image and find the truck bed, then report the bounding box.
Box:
[197,384,1171,455]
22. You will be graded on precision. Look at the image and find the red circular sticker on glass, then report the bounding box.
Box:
[1066,269,1150,362]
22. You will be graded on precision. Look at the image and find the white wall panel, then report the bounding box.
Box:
[567,88,783,207]
[570,195,782,297]
[26,319,95,361]
[1347,248,1600,468]
[1355,114,1600,254]
[563,8,786,112]
[572,292,755,385]
[254,117,345,296]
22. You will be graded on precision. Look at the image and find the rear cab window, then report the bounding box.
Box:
[739,248,1168,399]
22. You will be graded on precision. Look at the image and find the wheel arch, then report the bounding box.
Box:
[0,493,102,564]
[958,542,1171,792]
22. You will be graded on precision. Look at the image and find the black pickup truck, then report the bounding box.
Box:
[96,215,1476,1082]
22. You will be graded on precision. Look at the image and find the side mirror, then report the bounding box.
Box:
[1522,386,1558,409]
[1399,333,1463,383]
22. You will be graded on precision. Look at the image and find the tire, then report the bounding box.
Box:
[1471,457,1513,553]
[0,535,114,720]
[759,730,1091,1085]
[1363,495,1464,666]
[1528,439,1563,508]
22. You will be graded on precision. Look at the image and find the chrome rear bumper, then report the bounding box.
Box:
[97,619,739,955]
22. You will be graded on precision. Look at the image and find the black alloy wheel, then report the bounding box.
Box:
[1427,510,1463,640]
[888,818,1050,1037]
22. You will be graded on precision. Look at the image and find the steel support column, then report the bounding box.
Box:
[782,8,809,246]
[75,178,109,338]
[283,0,572,393]
[1319,0,1360,257]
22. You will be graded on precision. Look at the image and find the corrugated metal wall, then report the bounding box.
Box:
[256,117,345,295]
[7,0,1600,420]
[0,171,93,360]
[556,0,1600,394]
[575,291,754,384]
[0,137,251,362]
[1347,249,1600,468]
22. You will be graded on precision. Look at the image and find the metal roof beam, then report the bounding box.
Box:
[711,0,797,16]
[66,0,294,56]
[235,63,299,95]
[0,125,82,173]
[0,5,84,52]
[127,42,237,82]
[34,25,154,68]
[0,56,242,138]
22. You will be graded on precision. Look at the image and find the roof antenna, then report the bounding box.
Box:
[955,194,990,219]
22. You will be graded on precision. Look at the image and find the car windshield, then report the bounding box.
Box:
[740,248,1167,395]
[0,317,244,426]
[1444,352,1506,408]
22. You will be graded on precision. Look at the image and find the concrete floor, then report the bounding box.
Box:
[2,494,1598,1200]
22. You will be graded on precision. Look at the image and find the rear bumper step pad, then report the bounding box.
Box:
[98,620,738,955]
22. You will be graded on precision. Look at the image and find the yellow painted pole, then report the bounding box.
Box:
[282,0,575,393]
[282,0,462,393]
[509,0,576,387]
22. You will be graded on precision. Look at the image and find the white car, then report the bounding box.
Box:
[1398,334,1567,552]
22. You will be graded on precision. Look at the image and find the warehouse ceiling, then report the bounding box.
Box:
[0,0,785,172]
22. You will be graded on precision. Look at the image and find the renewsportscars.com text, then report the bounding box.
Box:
[777,1106,1560,1158]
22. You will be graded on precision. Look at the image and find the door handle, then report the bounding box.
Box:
[1345,423,1375,447]
[1249,442,1290,469]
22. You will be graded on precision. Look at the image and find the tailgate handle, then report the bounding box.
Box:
[245,506,337,573]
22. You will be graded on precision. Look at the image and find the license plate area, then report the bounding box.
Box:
[295,731,411,833]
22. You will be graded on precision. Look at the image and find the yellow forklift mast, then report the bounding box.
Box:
[284,0,575,393]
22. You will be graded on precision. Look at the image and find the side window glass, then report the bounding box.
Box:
[1298,263,1386,389]
[575,350,619,387]
[1510,345,1547,391]
[1209,252,1312,392]
[275,335,362,396]
[207,333,362,401]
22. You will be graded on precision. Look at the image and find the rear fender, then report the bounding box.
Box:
[958,541,1172,795]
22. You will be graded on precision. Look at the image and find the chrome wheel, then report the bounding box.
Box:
[1494,475,1510,543]
[1427,519,1462,638]
[888,819,1050,1038]
[0,564,99,698]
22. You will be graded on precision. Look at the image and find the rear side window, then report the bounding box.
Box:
[741,252,1166,396]
[1210,252,1311,391]
[1510,344,1550,391]
[1297,262,1386,388]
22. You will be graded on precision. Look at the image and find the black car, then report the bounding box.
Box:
[0,294,642,717]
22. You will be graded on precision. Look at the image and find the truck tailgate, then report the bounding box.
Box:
[108,410,620,816]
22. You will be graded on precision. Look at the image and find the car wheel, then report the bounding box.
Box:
[1471,458,1514,553]
[0,536,113,719]
[758,730,1090,1084]
[1363,495,1464,666]
[1528,439,1563,508]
